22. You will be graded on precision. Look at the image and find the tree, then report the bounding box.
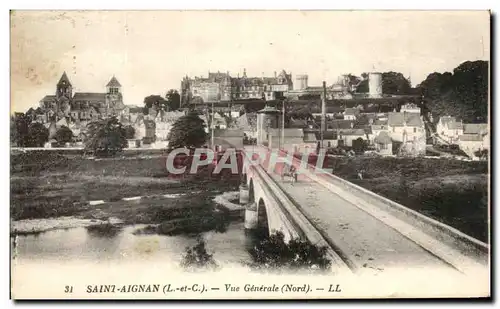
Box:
[124,125,136,139]
[167,111,207,151]
[25,122,49,147]
[166,89,181,111]
[352,137,366,154]
[417,60,488,123]
[84,116,127,157]
[11,114,30,147]
[180,236,219,272]
[144,95,168,111]
[248,231,331,273]
[55,126,74,146]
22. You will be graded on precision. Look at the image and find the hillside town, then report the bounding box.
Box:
[12,67,489,161]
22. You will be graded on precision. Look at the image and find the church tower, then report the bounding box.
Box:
[106,76,121,95]
[56,72,72,99]
[105,76,124,117]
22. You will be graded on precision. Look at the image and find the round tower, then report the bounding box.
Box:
[368,72,383,98]
[295,74,309,90]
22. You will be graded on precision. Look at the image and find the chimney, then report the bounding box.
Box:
[274,71,277,78]
[243,68,247,78]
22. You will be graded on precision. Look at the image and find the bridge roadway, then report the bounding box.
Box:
[244,146,489,277]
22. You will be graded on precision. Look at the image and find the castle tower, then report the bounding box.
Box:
[56,72,72,99]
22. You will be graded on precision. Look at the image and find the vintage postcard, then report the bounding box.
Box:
[10,10,490,300]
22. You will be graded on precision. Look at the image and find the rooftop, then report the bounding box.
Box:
[388,112,423,127]
[463,123,488,135]
[106,76,122,87]
[73,92,106,102]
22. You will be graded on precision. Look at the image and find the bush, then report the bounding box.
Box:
[180,236,219,271]
[248,231,331,273]
[55,126,74,146]
[25,123,49,147]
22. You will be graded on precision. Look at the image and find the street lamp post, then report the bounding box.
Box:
[281,98,285,150]
[211,101,215,150]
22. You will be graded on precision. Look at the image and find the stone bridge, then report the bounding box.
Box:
[239,146,489,280]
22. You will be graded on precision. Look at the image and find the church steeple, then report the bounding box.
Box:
[106,76,121,94]
[56,71,72,99]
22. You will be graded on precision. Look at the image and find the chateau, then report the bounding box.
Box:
[30,72,127,124]
[180,69,294,105]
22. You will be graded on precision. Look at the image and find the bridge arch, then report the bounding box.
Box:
[257,198,270,237]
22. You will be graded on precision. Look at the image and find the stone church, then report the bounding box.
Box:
[35,72,127,123]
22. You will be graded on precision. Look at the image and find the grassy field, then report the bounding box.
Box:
[324,156,489,243]
[10,151,240,227]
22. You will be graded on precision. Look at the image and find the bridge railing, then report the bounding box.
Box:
[272,148,489,266]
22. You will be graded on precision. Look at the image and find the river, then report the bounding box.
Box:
[11,221,257,269]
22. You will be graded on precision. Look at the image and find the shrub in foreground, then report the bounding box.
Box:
[248,231,332,274]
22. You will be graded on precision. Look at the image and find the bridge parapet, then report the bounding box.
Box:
[267,147,489,275]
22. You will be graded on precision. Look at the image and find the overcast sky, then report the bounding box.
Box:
[10,10,490,113]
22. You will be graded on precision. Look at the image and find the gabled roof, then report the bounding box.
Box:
[314,131,337,140]
[236,113,257,131]
[268,128,304,138]
[338,128,366,136]
[289,118,309,128]
[57,72,72,86]
[371,124,388,131]
[106,76,121,87]
[73,92,106,102]
[388,112,423,127]
[344,108,360,115]
[373,119,388,126]
[463,123,488,135]
[439,116,463,130]
[374,131,392,144]
[459,134,484,142]
[327,119,354,130]
[40,95,56,102]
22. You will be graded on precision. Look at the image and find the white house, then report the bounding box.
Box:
[436,116,463,143]
[458,133,489,157]
[387,112,426,155]
[337,128,367,147]
[458,123,489,157]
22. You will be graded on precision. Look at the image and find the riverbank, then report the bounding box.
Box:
[11,151,242,236]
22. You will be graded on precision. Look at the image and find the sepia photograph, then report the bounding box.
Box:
[9,10,491,300]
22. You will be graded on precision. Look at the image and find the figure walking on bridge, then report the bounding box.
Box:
[281,163,298,184]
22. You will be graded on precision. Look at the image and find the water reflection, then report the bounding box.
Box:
[11,222,253,267]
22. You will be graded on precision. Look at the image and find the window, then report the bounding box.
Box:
[392,127,395,132]
[413,127,416,133]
